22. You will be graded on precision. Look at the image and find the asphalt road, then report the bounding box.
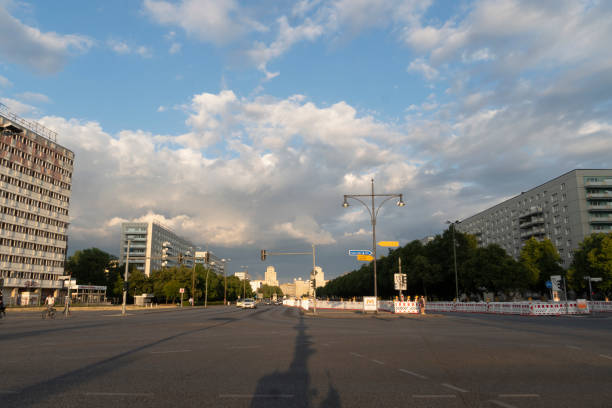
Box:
[1,306,611,408]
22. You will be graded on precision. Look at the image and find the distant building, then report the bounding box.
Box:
[194,251,226,275]
[312,266,327,288]
[280,278,311,298]
[120,221,194,276]
[457,169,612,267]
[265,265,279,287]
[235,271,249,281]
[250,280,264,293]
[420,236,435,245]
[0,104,74,303]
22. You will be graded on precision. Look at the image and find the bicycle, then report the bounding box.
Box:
[42,307,56,319]
[0,308,5,319]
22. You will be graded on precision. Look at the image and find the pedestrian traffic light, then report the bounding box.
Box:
[178,253,183,264]
[260,250,267,261]
[123,282,129,292]
[205,252,210,263]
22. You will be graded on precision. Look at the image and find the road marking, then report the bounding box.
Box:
[0,390,19,394]
[349,352,364,358]
[228,345,262,349]
[489,400,518,408]
[599,354,612,360]
[149,350,192,354]
[498,394,540,398]
[441,383,468,393]
[219,394,294,398]
[399,369,428,379]
[84,392,153,397]
[371,359,385,365]
[565,345,581,350]
[412,394,456,398]
[322,343,331,347]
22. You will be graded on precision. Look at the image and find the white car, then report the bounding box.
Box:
[242,298,256,309]
[236,299,244,308]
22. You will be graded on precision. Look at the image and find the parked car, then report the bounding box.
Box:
[242,298,256,309]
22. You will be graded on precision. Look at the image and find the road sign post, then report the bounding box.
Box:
[348,249,373,256]
[357,254,374,262]
[378,241,399,247]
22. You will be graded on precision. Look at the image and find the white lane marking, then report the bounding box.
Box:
[0,390,19,394]
[350,352,364,358]
[84,392,153,397]
[441,383,468,393]
[565,345,581,350]
[489,400,518,408]
[412,394,456,398]
[498,394,540,398]
[599,354,612,360]
[322,343,331,347]
[399,369,428,379]
[228,345,262,349]
[149,350,192,354]
[371,359,385,365]
[219,394,294,398]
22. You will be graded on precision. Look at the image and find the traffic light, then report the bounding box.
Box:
[205,252,210,263]
[178,253,184,264]
[123,282,129,292]
[260,250,267,261]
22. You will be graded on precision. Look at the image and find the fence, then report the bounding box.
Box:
[283,299,612,315]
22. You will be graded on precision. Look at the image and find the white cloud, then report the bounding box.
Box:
[0,74,11,87]
[169,42,181,54]
[0,97,38,115]
[0,7,92,73]
[143,0,265,45]
[107,40,153,58]
[407,58,438,80]
[16,91,51,103]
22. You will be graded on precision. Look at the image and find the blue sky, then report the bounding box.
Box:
[1,0,611,283]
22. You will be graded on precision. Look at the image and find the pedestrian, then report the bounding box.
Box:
[63,295,71,316]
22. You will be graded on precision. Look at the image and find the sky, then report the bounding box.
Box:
[1,0,611,283]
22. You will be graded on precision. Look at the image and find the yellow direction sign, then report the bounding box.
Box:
[357,254,374,261]
[378,241,399,247]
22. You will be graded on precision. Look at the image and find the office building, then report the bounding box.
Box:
[457,169,612,266]
[194,251,226,275]
[312,266,327,288]
[120,221,194,276]
[0,103,73,304]
[235,271,249,280]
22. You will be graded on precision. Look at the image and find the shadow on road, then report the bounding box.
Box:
[249,314,341,408]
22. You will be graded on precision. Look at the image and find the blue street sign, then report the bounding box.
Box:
[545,281,552,289]
[348,250,373,256]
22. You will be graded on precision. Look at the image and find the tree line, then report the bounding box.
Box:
[65,249,261,304]
[317,231,612,301]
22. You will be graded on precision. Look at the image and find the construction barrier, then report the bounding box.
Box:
[588,301,612,313]
[425,301,592,316]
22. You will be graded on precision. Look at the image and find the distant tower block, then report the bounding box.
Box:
[265,266,279,287]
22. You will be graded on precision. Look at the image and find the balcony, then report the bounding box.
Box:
[519,217,545,229]
[590,215,612,223]
[520,227,546,239]
[586,192,612,199]
[585,179,612,187]
[519,206,543,218]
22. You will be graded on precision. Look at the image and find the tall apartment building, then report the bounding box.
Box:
[194,251,226,275]
[0,103,73,303]
[457,169,612,267]
[120,221,194,276]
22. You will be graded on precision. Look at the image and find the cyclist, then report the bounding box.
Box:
[0,294,6,318]
[45,294,55,312]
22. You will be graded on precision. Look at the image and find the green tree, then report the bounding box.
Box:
[568,233,612,297]
[519,238,564,290]
[66,248,115,286]
[258,284,283,298]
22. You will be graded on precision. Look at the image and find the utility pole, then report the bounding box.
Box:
[191,250,196,307]
[121,240,130,316]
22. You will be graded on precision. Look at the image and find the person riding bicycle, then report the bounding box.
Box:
[45,294,55,311]
[0,295,6,316]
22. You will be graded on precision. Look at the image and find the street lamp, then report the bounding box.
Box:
[122,239,131,316]
[342,178,405,313]
[205,261,214,308]
[240,265,249,299]
[222,258,231,306]
[446,220,460,302]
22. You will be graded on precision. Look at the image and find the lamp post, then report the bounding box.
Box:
[121,240,131,316]
[240,265,249,299]
[446,220,460,302]
[222,258,231,306]
[205,261,215,308]
[343,179,405,313]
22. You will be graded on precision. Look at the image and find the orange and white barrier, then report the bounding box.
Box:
[425,301,591,316]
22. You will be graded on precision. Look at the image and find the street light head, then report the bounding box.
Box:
[342,198,349,208]
[397,195,405,207]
